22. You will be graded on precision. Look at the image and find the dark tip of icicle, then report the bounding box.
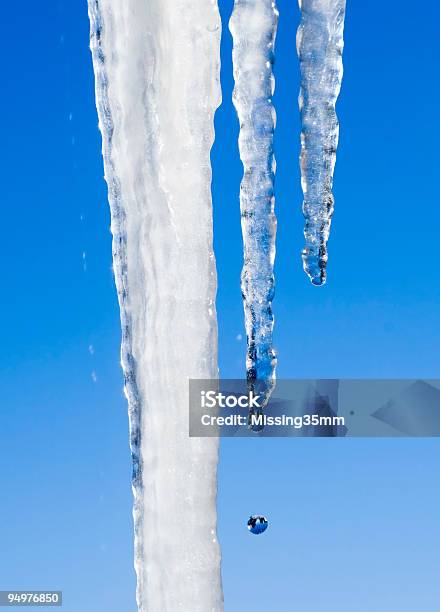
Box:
[311,277,325,286]
[302,251,327,286]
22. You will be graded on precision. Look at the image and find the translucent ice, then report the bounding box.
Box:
[297,0,346,285]
[230,0,278,406]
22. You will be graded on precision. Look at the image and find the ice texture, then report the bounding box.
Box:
[88,1,223,610]
[297,0,346,285]
[230,0,278,407]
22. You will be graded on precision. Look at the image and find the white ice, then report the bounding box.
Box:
[88,1,223,610]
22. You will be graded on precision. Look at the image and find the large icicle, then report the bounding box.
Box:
[297,0,346,285]
[88,2,223,610]
[230,0,278,411]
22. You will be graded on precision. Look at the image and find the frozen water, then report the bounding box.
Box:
[230,0,278,407]
[247,515,269,535]
[297,0,346,285]
[88,1,223,610]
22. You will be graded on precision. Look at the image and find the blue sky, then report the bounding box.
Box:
[1,1,440,610]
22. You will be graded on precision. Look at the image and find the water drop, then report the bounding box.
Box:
[247,515,268,535]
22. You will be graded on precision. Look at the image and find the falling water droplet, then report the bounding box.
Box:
[247,515,268,535]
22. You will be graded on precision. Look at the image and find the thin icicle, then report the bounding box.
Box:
[88,1,223,610]
[230,0,278,415]
[297,0,346,285]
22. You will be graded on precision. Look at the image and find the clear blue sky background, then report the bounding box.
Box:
[1,1,439,610]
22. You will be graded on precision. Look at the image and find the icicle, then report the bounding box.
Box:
[297,0,346,285]
[230,0,278,414]
[88,1,223,610]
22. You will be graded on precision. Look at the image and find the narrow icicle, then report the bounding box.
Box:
[88,1,223,610]
[230,0,278,415]
[297,0,346,285]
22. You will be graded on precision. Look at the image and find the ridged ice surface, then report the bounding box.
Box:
[88,1,223,610]
[230,0,278,406]
[297,0,346,285]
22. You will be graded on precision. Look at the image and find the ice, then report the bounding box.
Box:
[88,1,223,610]
[297,0,346,285]
[229,0,278,408]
